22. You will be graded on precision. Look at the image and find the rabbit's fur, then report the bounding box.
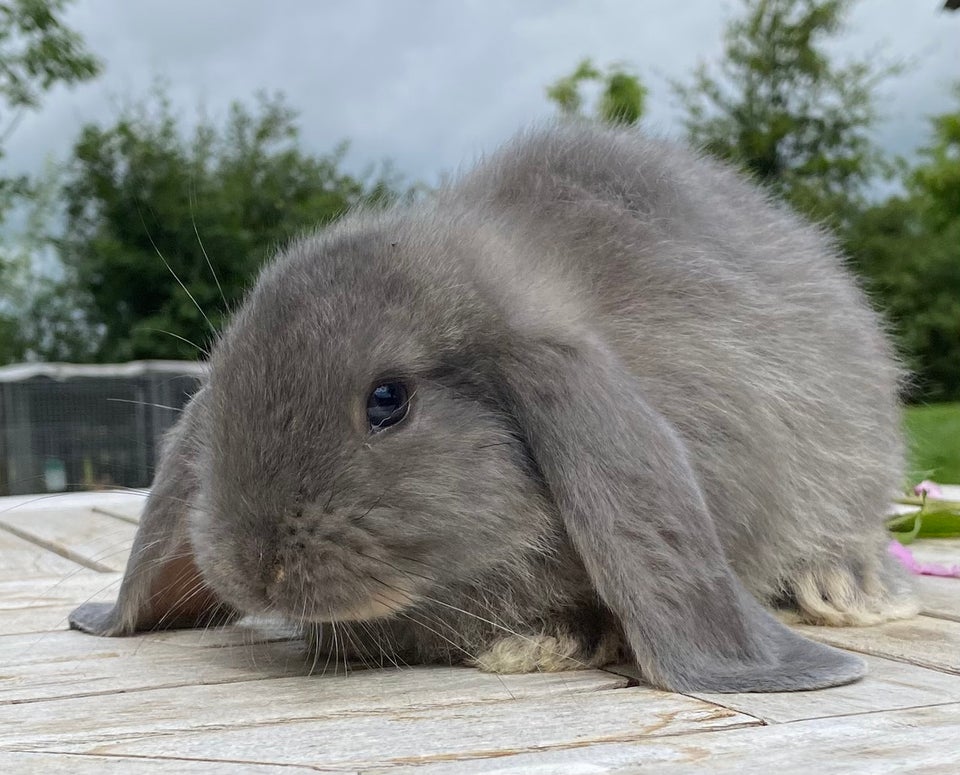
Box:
[70,124,916,692]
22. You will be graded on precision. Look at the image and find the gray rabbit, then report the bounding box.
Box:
[69,123,917,692]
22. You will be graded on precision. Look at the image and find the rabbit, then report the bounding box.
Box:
[68,122,918,693]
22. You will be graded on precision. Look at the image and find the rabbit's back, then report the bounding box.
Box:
[454,124,904,605]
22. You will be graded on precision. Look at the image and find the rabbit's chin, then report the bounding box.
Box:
[264,573,420,625]
[313,588,417,623]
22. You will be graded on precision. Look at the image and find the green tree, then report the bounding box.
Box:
[0,0,100,207]
[847,88,960,402]
[547,58,647,126]
[49,90,401,362]
[0,0,100,359]
[0,163,76,362]
[675,0,894,230]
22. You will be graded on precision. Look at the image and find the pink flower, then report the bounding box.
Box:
[888,540,960,578]
[914,480,944,499]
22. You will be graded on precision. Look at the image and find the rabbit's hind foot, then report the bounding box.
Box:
[787,555,919,627]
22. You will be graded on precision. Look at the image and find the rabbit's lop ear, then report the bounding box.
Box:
[68,392,236,636]
[502,338,865,692]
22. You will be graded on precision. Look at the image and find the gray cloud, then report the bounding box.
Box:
[4,0,959,189]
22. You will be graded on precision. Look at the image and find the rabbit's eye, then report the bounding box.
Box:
[366,381,410,431]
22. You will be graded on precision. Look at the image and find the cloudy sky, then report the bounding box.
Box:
[5,0,960,190]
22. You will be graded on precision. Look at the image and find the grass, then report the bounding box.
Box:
[905,402,960,485]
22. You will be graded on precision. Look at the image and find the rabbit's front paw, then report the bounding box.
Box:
[471,633,602,673]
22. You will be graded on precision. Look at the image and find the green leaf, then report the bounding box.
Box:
[913,508,960,538]
[887,512,923,544]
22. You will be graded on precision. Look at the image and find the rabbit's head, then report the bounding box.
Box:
[190,211,559,624]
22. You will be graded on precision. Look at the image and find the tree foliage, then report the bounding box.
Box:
[546,58,647,126]
[0,0,99,110]
[847,88,960,402]
[0,0,100,205]
[675,0,894,230]
[0,163,71,362]
[0,0,99,361]
[47,90,400,363]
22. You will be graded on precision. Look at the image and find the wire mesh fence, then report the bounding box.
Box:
[0,361,204,496]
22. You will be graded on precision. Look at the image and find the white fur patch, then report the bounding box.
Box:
[472,634,591,673]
